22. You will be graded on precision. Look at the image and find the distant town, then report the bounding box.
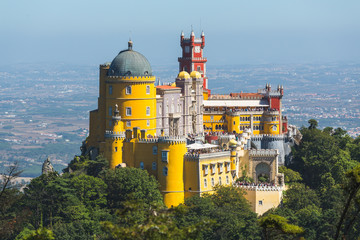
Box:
[0,63,359,177]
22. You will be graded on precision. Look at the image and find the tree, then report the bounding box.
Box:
[335,164,360,240]
[282,183,320,212]
[174,185,261,240]
[0,162,27,239]
[308,119,318,129]
[290,126,354,189]
[20,227,55,240]
[278,166,302,185]
[101,201,211,240]
[101,168,163,210]
[258,214,304,240]
[69,174,107,210]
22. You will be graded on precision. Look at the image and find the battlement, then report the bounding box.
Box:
[184,150,230,161]
[158,136,187,144]
[138,138,159,143]
[251,134,286,141]
[106,75,156,81]
[235,184,284,191]
[249,149,278,157]
[178,57,207,61]
[105,130,125,139]
[209,94,263,100]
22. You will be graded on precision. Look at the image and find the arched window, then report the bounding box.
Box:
[146,85,150,94]
[109,85,113,95]
[146,106,150,116]
[204,179,207,188]
[163,167,168,176]
[126,86,132,95]
[211,178,215,187]
[219,176,222,185]
[152,146,158,155]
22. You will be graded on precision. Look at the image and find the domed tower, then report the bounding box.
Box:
[87,41,156,156]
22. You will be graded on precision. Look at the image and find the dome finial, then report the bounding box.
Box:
[128,39,133,50]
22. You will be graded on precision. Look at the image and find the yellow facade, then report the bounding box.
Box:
[106,76,156,135]
[86,41,287,214]
[203,110,281,136]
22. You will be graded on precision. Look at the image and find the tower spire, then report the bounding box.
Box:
[128,39,133,50]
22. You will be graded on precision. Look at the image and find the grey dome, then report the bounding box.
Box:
[108,42,152,77]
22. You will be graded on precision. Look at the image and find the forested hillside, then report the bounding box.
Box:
[1,119,360,240]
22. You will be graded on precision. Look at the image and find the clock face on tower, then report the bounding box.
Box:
[194,46,200,53]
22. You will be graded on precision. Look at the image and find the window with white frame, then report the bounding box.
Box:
[210,115,214,120]
[219,163,223,173]
[109,106,112,116]
[226,175,229,184]
[146,106,150,116]
[126,107,132,116]
[204,179,207,188]
[140,162,144,170]
[126,86,132,95]
[146,85,150,94]
[126,121,131,127]
[211,178,215,187]
[203,165,208,175]
[152,162,157,170]
[163,167,168,176]
[152,146,158,155]
[147,120,150,127]
[259,200,263,206]
[226,162,230,172]
[211,164,216,174]
[161,151,169,162]
[109,85,113,95]
[219,176,222,185]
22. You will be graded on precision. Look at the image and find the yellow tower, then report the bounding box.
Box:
[157,137,187,207]
[104,104,125,169]
[105,40,156,136]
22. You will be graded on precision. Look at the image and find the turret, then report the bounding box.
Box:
[201,31,205,48]
[229,139,238,177]
[190,30,195,43]
[180,31,184,43]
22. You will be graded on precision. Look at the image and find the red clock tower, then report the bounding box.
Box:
[178,30,209,93]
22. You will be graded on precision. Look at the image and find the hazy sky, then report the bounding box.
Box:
[1,0,360,66]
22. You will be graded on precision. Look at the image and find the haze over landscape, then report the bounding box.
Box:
[0,0,359,175]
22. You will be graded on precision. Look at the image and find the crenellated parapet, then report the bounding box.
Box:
[251,134,287,141]
[250,149,278,157]
[105,130,125,139]
[235,184,284,191]
[138,138,159,143]
[158,136,187,144]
